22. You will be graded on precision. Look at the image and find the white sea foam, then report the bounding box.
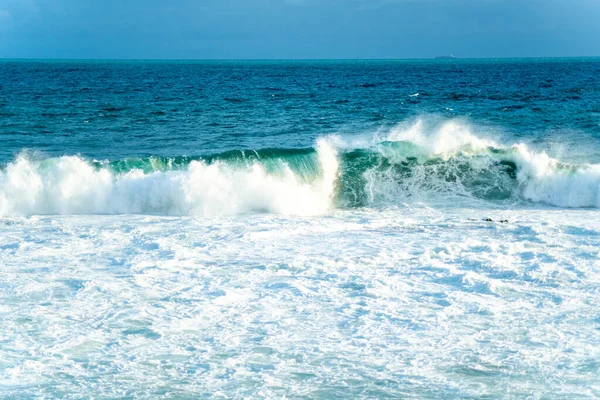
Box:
[1,208,599,398]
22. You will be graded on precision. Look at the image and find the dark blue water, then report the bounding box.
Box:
[2,58,599,163]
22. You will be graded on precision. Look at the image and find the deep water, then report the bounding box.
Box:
[1,58,600,162]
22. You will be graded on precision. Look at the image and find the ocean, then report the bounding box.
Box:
[1,59,599,398]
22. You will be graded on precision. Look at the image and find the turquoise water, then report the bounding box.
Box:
[1,59,600,398]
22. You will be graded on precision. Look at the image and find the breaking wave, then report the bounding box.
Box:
[1,119,599,216]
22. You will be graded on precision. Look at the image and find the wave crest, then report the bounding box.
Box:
[1,119,599,216]
[0,140,339,217]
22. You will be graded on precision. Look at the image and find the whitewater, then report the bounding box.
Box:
[1,59,600,398]
[2,121,600,398]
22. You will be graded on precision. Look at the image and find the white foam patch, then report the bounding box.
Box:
[1,208,599,397]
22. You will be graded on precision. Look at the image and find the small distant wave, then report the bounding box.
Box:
[1,118,600,216]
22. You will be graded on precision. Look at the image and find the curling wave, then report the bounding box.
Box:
[0,140,339,217]
[1,120,599,216]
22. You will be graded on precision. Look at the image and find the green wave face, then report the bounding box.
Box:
[336,145,519,207]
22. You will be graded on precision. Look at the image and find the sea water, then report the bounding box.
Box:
[1,59,599,398]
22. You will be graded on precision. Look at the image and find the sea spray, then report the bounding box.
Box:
[513,143,600,208]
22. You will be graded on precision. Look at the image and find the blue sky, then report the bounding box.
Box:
[0,0,599,59]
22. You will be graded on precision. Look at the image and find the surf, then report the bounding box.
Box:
[0,140,339,217]
[1,119,599,216]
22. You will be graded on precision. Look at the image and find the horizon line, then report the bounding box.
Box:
[1,55,600,62]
